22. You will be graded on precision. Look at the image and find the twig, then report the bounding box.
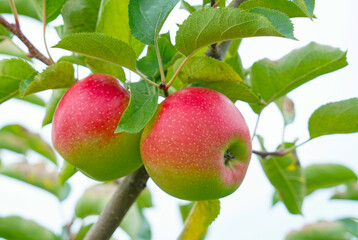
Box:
[155,38,166,85]
[84,166,149,240]
[0,15,52,66]
[252,139,310,158]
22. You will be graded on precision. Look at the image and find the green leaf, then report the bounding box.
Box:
[54,33,137,71]
[137,34,180,78]
[175,8,295,56]
[86,58,126,82]
[115,80,159,133]
[292,0,315,19]
[0,124,57,165]
[73,224,93,240]
[0,37,30,59]
[286,221,352,240]
[58,160,77,186]
[247,7,295,40]
[180,0,199,14]
[136,188,153,209]
[197,81,263,105]
[225,52,245,79]
[304,164,358,195]
[179,202,195,222]
[174,57,243,85]
[0,162,70,200]
[308,98,358,139]
[15,94,46,107]
[250,42,347,106]
[61,0,102,35]
[259,142,305,214]
[42,89,68,126]
[128,0,180,45]
[96,0,145,57]
[58,54,87,67]
[19,61,75,97]
[240,0,314,18]
[339,218,358,237]
[0,216,59,240]
[331,182,358,201]
[275,96,295,126]
[178,200,220,240]
[30,0,67,23]
[0,58,36,104]
[0,0,40,21]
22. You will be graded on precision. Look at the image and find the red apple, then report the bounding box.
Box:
[140,87,252,200]
[52,74,142,181]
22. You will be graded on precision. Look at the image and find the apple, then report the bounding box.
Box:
[140,87,252,200]
[52,74,142,181]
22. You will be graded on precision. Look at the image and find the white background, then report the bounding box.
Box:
[0,0,357,239]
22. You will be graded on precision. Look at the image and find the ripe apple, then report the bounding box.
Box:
[140,87,252,200]
[52,74,142,181]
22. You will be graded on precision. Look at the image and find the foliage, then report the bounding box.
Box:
[0,0,357,239]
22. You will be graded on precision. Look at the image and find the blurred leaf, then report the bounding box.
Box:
[0,131,29,154]
[173,57,243,85]
[0,58,36,104]
[61,0,101,35]
[0,0,40,20]
[304,164,358,195]
[73,224,93,240]
[15,94,46,107]
[339,218,358,237]
[178,200,220,240]
[58,160,77,186]
[86,58,126,82]
[0,216,59,240]
[20,61,75,97]
[0,162,70,200]
[226,39,242,58]
[332,182,358,201]
[136,188,153,209]
[54,33,137,71]
[286,221,352,240]
[0,124,57,164]
[30,0,67,22]
[96,0,145,57]
[195,82,263,105]
[240,0,314,18]
[175,8,294,56]
[179,202,195,222]
[250,42,347,109]
[137,34,179,78]
[308,98,358,139]
[42,89,68,126]
[259,142,305,214]
[129,0,180,45]
[75,183,152,239]
[115,80,159,134]
[0,37,30,59]
[275,96,295,126]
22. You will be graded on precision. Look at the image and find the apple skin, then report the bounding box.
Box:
[52,74,142,181]
[140,87,252,200]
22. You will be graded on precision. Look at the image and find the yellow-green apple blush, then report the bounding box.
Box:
[140,87,252,200]
[52,74,142,181]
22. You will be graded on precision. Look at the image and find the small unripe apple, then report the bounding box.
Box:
[52,74,142,181]
[140,87,252,200]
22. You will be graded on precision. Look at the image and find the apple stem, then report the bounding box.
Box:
[0,15,52,66]
[9,0,19,28]
[84,166,149,240]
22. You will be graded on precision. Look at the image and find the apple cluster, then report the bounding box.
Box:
[52,74,252,201]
